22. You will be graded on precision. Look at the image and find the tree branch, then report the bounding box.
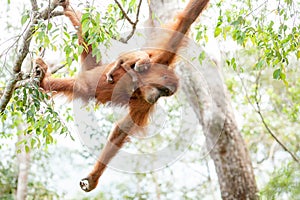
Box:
[253,73,300,163]
[30,0,38,12]
[115,0,143,43]
[244,0,268,18]
[50,61,70,74]
[114,0,135,25]
[46,10,64,19]
[238,70,300,163]
[0,0,63,113]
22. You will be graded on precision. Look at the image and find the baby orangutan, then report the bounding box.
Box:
[40,0,210,192]
[61,0,150,80]
[106,51,151,85]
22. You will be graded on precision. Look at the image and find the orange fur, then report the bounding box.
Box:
[61,0,101,70]
[38,0,209,192]
[147,0,209,67]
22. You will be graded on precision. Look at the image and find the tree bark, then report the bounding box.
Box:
[16,129,30,200]
[0,0,63,113]
[147,0,258,199]
[179,59,258,200]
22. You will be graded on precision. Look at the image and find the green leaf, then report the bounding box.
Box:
[64,45,71,55]
[255,60,264,69]
[16,139,26,146]
[296,51,300,59]
[30,139,36,148]
[46,135,53,144]
[60,126,68,134]
[47,22,53,30]
[52,44,57,51]
[198,51,206,64]
[280,72,286,80]
[38,31,45,41]
[21,14,29,25]
[233,62,237,71]
[43,35,50,48]
[25,145,30,153]
[231,57,235,64]
[129,0,137,7]
[82,20,90,34]
[273,68,281,79]
[78,45,84,55]
[96,52,101,63]
[46,124,52,133]
[73,53,78,62]
[67,57,73,66]
[63,31,70,39]
[214,27,222,37]
[226,59,230,66]
[81,13,90,23]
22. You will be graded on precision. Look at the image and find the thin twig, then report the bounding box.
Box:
[244,0,268,18]
[52,10,64,18]
[30,0,38,12]
[254,73,300,163]
[50,62,70,74]
[1,17,33,72]
[0,0,63,113]
[238,69,300,163]
[115,0,143,43]
[237,73,257,112]
[114,0,135,25]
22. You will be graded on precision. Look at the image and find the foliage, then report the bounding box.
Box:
[260,162,300,199]
[79,0,141,63]
[0,157,17,199]
[196,0,300,85]
[80,7,111,63]
[0,150,60,200]
[193,0,300,198]
[1,82,68,152]
[225,57,300,198]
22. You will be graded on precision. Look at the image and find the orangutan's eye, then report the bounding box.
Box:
[159,87,170,95]
[164,88,170,94]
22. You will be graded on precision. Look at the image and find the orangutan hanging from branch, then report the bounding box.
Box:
[36,0,210,192]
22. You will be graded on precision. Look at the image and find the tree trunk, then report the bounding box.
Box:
[147,0,258,199]
[16,128,30,200]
